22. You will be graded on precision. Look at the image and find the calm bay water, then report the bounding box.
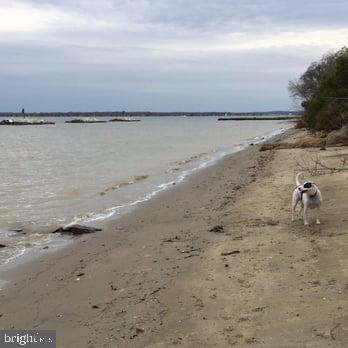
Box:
[0,116,290,265]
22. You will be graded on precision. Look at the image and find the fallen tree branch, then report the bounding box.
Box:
[296,154,348,176]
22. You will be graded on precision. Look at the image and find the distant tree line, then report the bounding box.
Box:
[0,111,299,118]
[289,47,348,131]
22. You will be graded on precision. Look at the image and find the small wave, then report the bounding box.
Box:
[99,175,149,196]
[0,245,27,265]
[174,152,209,166]
[70,148,239,225]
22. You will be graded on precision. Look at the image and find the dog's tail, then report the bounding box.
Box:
[295,172,303,186]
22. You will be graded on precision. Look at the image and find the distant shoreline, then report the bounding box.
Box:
[0,111,300,118]
[218,116,299,121]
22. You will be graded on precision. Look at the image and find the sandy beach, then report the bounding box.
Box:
[0,129,347,348]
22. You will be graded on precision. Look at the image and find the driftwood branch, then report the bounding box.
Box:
[296,154,348,176]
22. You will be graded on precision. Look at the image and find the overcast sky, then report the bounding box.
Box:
[1,0,347,112]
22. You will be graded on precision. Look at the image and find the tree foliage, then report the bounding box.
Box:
[289,47,348,131]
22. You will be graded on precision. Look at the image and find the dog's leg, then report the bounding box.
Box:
[303,205,309,226]
[299,203,303,217]
[292,200,298,222]
[291,194,299,222]
[316,207,321,225]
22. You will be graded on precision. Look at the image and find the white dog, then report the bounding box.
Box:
[292,172,322,225]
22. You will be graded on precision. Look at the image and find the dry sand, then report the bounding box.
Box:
[0,129,347,347]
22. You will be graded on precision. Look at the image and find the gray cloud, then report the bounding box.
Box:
[0,0,347,111]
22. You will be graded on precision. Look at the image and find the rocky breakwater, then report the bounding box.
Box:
[0,118,55,125]
[109,117,141,122]
[65,117,107,124]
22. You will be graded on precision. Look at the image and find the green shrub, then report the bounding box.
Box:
[289,47,348,131]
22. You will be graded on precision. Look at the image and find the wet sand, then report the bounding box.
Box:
[0,129,347,347]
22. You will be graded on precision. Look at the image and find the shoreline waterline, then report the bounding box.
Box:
[68,125,289,227]
[0,123,289,272]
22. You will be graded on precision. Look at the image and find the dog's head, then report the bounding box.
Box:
[301,181,317,194]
